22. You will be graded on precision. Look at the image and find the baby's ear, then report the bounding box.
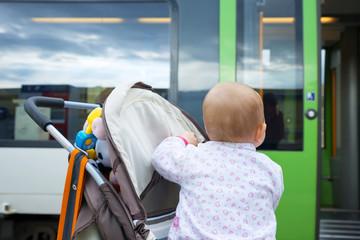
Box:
[254,123,267,147]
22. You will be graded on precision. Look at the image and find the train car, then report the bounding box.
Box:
[0,0,358,239]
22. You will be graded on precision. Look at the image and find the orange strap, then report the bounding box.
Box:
[71,155,88,236]
[57,149,88,240]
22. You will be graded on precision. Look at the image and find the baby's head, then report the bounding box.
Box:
[203,82,266,147]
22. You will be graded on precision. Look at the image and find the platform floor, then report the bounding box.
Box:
[319,209,360,240]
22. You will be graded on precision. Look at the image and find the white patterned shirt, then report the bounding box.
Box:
[152,137,284,240]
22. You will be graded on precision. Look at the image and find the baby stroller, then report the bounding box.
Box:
[25,80,208,240]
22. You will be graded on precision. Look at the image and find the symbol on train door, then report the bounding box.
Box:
[306,92,315,101]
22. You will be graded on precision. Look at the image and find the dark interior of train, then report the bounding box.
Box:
[320,0,360,239]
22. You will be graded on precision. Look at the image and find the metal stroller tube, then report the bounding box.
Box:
[24,96,106,186]
[46,124,106,186]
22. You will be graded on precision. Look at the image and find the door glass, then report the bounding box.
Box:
[0,2,170,145]
[177,0,219,127]
[237,0,303,150]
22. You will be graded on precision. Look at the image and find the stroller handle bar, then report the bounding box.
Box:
[24,96,100,131]
[24,96,106,186]
[24,96,65,132]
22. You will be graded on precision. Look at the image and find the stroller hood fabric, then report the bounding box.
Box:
[72,81,208,240]
[104,80,206,196]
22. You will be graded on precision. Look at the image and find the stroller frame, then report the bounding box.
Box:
[25,97,105,185]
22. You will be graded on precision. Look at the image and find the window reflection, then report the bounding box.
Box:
[0,2,170,144]
[177,0,219,127]
[237,0,303,150]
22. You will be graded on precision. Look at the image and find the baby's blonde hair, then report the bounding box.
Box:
[203,82,264,142]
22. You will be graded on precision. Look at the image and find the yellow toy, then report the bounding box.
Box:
[75,107,102,157]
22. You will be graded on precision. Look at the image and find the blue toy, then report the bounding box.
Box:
[75,131,97,151]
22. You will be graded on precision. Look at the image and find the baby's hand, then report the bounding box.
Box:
[182,131,198,146]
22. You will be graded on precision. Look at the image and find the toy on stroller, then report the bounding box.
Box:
[24,81,208,240]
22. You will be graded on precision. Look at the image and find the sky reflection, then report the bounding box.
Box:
[0,2,170,89]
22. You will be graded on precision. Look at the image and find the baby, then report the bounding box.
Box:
[152,82,284,239]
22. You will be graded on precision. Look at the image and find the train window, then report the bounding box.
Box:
[177,0,219,126]
[236,0,303,150]
[0,2,170,146]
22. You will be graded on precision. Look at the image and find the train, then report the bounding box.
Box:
[2,0,357,239]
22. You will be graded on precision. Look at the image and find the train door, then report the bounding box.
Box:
[219,0,320,239]
[320,0,360,239]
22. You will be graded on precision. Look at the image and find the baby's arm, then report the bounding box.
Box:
[152,135,195,184]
